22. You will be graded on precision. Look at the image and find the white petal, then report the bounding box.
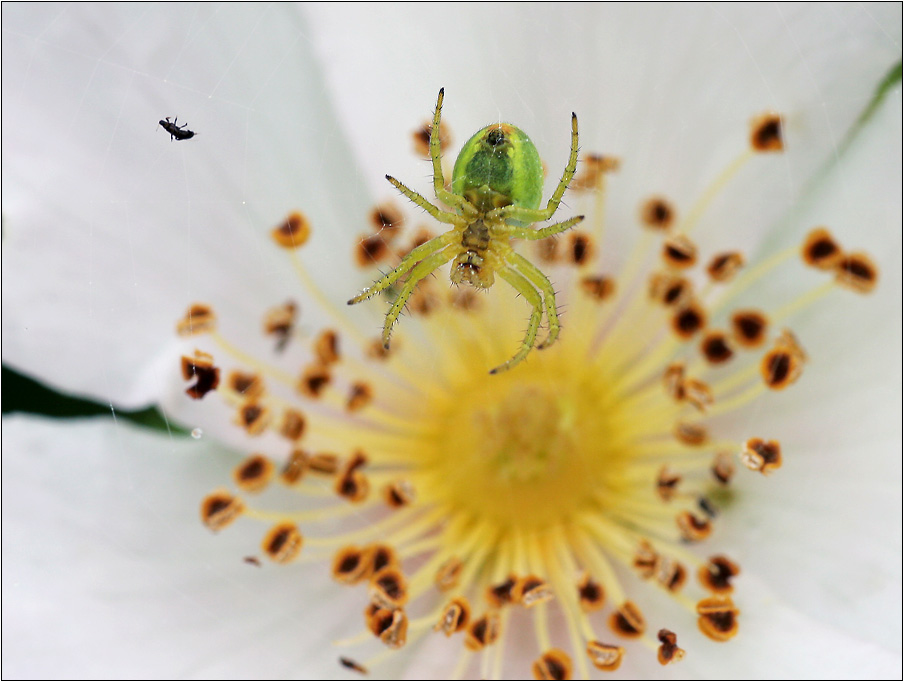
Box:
[0,414,357,679]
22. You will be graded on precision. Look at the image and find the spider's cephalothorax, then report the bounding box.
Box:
[348,89,583,373]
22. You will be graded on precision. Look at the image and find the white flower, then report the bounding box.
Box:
[2,4,901,679]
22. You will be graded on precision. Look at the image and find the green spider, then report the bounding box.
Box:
[348,88,584,374]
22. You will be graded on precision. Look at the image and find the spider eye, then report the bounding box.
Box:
[486,129,506,147]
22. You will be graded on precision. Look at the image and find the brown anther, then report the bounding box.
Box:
[200,490,244,532]
[366,543,399,576]
[339,657,368,675]
[777,328,808,362]
[684,378,714,412]
[369,202,405,238]
[366,337,393,360]
[801,227,844,270]
[336,470,369,503]
[298,363,331,398]
[675,421,708,446]
[449,287,483,311]
[655,556,687,592]
[408,226,435,250]
[700,330,734,365]
[383,479,415,508]
[672,301,707,339]
[435,597,471,636]
[332,546,369,584]
[571,153,620,191]
[586,641,625,672]
[707,251,745,282]
[176,303,216,336]
[657,467,682,502]
[233,454,274,493]
[731,309,769,348]
[335,453,370,502]
[261,522,303,563]
[235,401,271,436]
[577,572,605,612]
[697,595,740,641]
[711,452,736,485]
[677,511,713,541]
[836,252,878,293]
[657,629,685,665]
[412,118,450,157]
[370,607,408,649]
[464,611,501,651]
[650,273,693,307]
[227,370,264,400]
[741,437,782,474]
[532,649,572,681]
[243,556,261,567]
[271,211,311,249]
[369,566,408,609]
[640,196,675,230]
[761,348,801,390]
[181,350,220,399]
[263,301,297,352]
[313,329,341,365]
[278,408,306,441]
[664,363,686,400]
[435,557,464,591]
[516,575,554,607]
[609,601,645,638]
[280,449,309,485]
[309,452,339,475]
[567,232,594,266]
[633,540,659,579]
[409,283,440,316]
[355,233,392,266]
[750,112,784,152]
[580,275,616,301]
[699,555,741,593]
[536,238,560,263]
[346,382,373,412]
[662,234,698,269]
[486,575,519,608]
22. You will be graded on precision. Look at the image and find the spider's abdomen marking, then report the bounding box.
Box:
[452,124,544,216]
[451,220,494,288]
[461,219,490,252]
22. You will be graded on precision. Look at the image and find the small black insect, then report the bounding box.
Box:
[159,116,195,141]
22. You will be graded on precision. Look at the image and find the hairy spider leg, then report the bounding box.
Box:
[505,250,562,350]
[385,175,467,227]
[348,232,459,305]
[381,246,459,348]
[502,215,585,241]
[491,266,545,374]
[491,112,580,225]
[429,88,478,219]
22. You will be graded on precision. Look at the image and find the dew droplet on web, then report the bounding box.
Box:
[191,428,203,439]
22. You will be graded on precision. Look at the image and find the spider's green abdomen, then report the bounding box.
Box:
[451,124,544,214]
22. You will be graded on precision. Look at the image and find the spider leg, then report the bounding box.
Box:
[490,266,544,374]
[386,175,467,227]
[505,251,561,350]
[491,112,579,225]
[382,246,458,348]
[348,232,457,305]
[502,215,585,241]
[429,88,476,217]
